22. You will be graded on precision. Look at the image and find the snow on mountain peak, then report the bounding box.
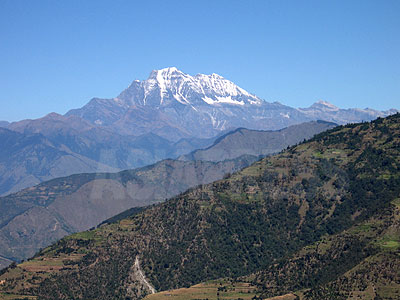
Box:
[311,100,339,110]
[317,100,337,107]
[123,67,263,107]
[193,72,262,105]
[161,66,178,72]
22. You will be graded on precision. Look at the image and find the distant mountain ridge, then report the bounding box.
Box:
[0,121,9,128]
[299,100,398,124]
[0,127,117,195]
[1,117,218,195]
[65,67,398,140]
[179,120,336,162]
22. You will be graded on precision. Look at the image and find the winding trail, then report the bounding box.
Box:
[135,256,156,294]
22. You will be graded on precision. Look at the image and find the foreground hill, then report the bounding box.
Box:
[0,114,399,299]
[249,197,400,299]
[145,198,400,300]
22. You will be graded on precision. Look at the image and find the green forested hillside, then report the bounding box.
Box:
[248,198,400,299]
[0,156,256,270]
[1,114,399,300]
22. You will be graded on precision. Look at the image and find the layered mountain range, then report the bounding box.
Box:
[1,67,396,196]
[1,114,218,196]
[0,127,118,195]
[1,112,398,300]
[0,120,335,270]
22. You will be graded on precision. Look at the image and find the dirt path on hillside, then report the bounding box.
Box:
[135,256,156,294]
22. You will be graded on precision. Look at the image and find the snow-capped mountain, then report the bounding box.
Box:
[66,67,303,139]
[299,100,397,124]
[117,67,263,107]
[65,67,398,140]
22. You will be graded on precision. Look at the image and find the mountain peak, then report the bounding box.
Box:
[44,112,64,120]
[311,100,339,110]
[160,66,179,73]
[211,73,224,79]
[149,66,182,78]
[119,68,263,108]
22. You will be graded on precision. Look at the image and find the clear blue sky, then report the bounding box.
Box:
[0,0,399,121]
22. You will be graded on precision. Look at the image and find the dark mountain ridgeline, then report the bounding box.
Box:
[179,120,336,162]
[1,114,399,299]
[1,115,219,196]
[7,112,219,170]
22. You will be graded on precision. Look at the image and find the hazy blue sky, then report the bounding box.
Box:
[1,0,399,121]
